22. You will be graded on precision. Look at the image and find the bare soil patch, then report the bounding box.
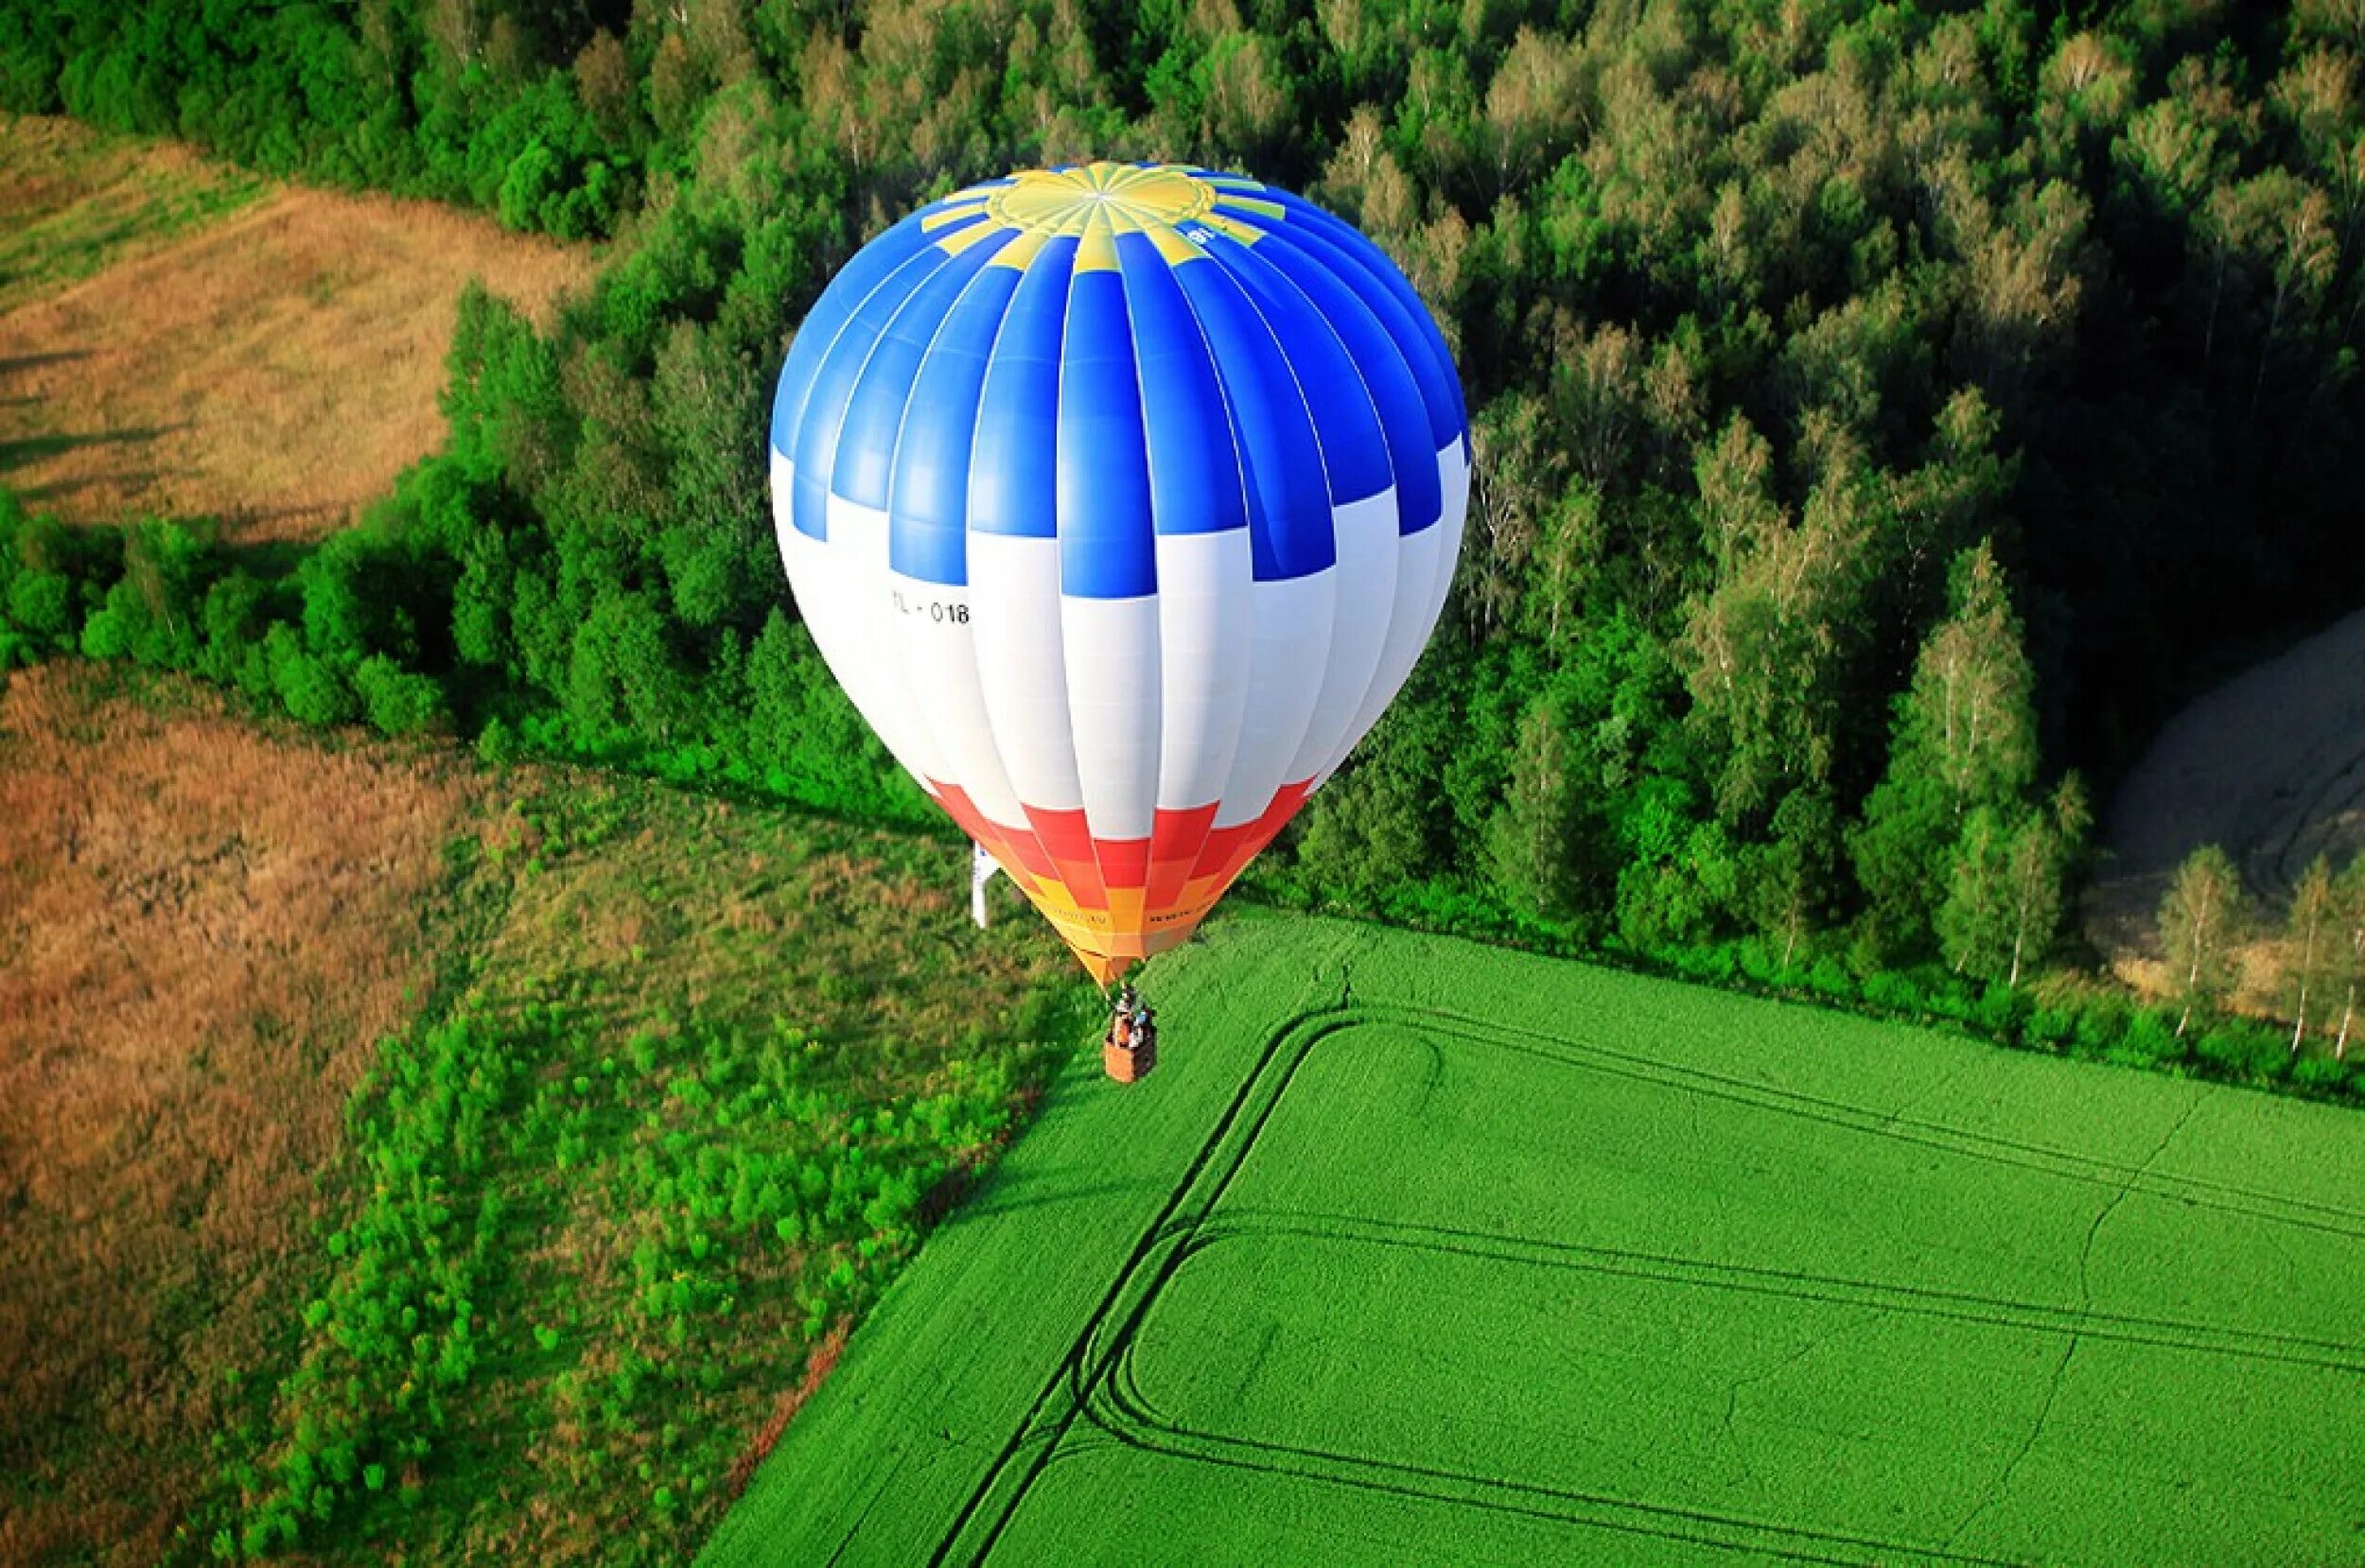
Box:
[2086,606,2365,1004]
[0,665,479,1564]
[0,115,590,542]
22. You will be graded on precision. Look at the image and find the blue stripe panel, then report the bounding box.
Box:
[1173,250,1337,584]
[1262,190,1468,449]
[1056,269,1157,599]
[1114,232,1246,539]
[970,236,1077,540]
[832,227,1011,512]
[775,169,1465,592]
[887,264,1025,586]
[1251,221,1443,534]
[789,242,961,542]
[770,213,933,465]
[1199,235,1393,507]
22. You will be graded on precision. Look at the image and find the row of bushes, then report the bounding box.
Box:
[9,485,2356,1112]
[0,488,930,831]
[3,0,639,239]
[192,980,1068,1559]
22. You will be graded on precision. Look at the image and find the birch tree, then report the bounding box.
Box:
[2282,856,2337,1054]
[2161,845,2247,1037]
[2334,851,2365,1059]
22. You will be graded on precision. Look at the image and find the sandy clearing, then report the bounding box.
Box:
[2084,605,2365,1002]
[0,122,591,542]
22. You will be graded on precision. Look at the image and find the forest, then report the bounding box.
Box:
[6,0,2365,1053]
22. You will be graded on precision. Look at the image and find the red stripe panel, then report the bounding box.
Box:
[1096,835,1149,891]
[1190,779,1314,883]
[1147,803,1218,907]
[1023,804,1109,911]
[931,782,1053,893]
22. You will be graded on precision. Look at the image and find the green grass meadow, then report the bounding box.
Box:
[707,911,2365,1566]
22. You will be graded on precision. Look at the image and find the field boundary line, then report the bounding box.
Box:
[1366,1003,2365,1240]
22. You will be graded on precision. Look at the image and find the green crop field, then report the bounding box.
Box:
[707,911,2365,1567]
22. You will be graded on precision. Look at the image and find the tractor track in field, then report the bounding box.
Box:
[1137,1214,2365,1375]
[1411,1007,2365,1242]
[926,1002,2365,1566]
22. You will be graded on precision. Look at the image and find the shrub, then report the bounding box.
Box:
[267,623,357,726]
[2193,1021,2282,1082]
[2291,1054,2348,1091]
[354,655,447,737]
[8,568,77,646]
[2117,1009,2183,1068]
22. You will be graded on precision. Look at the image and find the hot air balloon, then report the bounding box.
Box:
[768,162,1468,988]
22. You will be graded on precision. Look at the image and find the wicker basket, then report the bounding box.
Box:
[1103,1023,1157,1083]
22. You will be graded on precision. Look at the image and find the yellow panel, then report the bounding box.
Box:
[1216,195,1287,220]
[921,199,989,233]
[935,218,999,257]
[1074,216,1120,274]
[988,227,1053,271]
[1147,226,1205,267]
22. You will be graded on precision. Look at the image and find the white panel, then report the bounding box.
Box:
[773,454,935,790]
[1060,593,1162,841]
[968,531,1084,814]
[1154,530,1253,811]
[1327,438,1467,777]
[1332,520,1439,775]
[827,491,951,783]
[1429,438,1472,626]
[1215,569,1336,829]
[1285,490,1397,782]
[888,570,1029,829]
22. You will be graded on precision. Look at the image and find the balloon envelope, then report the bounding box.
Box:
[769,163,1469,982]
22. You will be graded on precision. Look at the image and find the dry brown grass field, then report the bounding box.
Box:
[0,662,1080,1565]
[0,113,591,542]
[0,113,267,313]
[0,664,482,1564]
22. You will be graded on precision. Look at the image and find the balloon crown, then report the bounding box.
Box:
[924,163,1291,270]
[971,163,1224,235]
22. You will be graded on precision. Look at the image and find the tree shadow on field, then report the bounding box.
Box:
[0,426,176,476]
[0,350,92,378]
[962,1168,1148,1222]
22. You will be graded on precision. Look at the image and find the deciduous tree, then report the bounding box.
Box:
[2161,845,2247,1037]
[2282,856,2338,1054]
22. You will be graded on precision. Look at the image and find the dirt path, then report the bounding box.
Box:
[2085,606,2365,1001]
[0,114,591,542]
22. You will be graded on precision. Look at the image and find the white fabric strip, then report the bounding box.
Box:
[889,570,1029,828]
[1332,439,1468,772]
[822,490,951,785]
[1213,568,1336,828]
[968,531,1086,817]
[1285,489,1397,782]
[775,454,931,790]
[1153,529,1253,811]
[1060,592,1162,841]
